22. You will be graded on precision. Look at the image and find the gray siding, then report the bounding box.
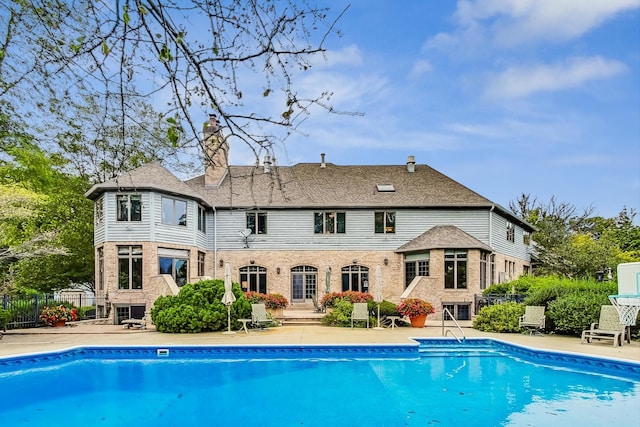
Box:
[215,208,492,251]
[490,211,531,260]
[99,191,207,250]
[152,193,197,246]
[93,196,105,244]
[102,192,152,241]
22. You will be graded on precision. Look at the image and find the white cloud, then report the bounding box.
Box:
[308,44,364,69]
[427,0,639,49]
[409,60,433,79]
[484,56,626,99]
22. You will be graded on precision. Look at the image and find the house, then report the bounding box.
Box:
[85,116,534,324]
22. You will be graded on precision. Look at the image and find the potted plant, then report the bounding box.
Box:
[264,293,289,320]
[39,305,78,327]
[397,298,435,328]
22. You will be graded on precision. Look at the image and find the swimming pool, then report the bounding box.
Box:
[1,339,638,426]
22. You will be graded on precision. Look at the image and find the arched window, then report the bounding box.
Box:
[291,266,317,303]
[239,266,267,294]
[341,265,370,293]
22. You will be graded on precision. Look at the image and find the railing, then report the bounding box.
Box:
[1,293,108,329]
[474,293,526,314]
[441,307,465,343]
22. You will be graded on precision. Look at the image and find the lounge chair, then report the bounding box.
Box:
[519,306,546,335]
[581,305,628,347]
[251,303,272,329]
[351,302,369,329]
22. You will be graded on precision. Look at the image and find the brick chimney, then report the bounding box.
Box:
[203,114,228,187]
[320,153,326,168]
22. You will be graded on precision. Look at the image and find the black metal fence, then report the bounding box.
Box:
[1,293,108,329]
[474,294,527,315]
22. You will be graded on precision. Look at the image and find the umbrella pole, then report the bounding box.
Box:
[223,304,236,335]
[374,303,384,330]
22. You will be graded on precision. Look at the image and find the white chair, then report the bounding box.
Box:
[519,306,546,335]
[351,303,369,329]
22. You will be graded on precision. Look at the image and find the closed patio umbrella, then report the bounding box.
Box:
[373,265,384,330]
[221,262,236,334]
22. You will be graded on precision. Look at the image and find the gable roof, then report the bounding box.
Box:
[186,162,495,210]
[395,225,493,253]
[84,162,209,206]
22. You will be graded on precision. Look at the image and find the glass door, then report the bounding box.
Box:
[292,274,304,303]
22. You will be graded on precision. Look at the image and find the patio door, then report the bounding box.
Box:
[292,274,304,303]
[291,266,318,303]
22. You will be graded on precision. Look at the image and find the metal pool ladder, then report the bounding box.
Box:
[441,307,466,343]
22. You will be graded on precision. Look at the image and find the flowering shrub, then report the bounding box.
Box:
[321,291,373,308]
[244,292,289,309]
[39,305,78,326]
[245,291,263,304]
[397,299,435,318]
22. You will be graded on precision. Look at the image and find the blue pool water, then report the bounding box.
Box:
[0,339,638,426]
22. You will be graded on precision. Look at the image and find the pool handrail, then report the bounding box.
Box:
[441,307,465,342]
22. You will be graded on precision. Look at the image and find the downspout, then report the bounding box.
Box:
[213,206,218,278]
[489,205,495,249]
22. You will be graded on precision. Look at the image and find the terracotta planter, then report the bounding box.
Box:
[410,314,427,328]
[52,319,66,327]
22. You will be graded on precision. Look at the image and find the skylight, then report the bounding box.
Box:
[376,184,395,192]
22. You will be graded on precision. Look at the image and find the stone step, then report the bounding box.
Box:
[281,307,325,325]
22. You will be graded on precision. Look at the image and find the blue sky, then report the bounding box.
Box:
[222,1,640,220]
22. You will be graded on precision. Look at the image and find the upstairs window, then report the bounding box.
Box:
[375,211,396,233]
[314,212,345,234]
[247,212,267,234]
[162,197,187,226]
[523,231,531,245]
[198,206,207,233]
[117,194,141,222]
[95,197,104,225]
[506,222,515,243]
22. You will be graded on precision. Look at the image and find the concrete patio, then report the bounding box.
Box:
[1,321,639,363]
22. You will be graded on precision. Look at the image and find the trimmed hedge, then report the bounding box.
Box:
[476,276,625,336]
[151,279,250,333]
[472,302,525,333]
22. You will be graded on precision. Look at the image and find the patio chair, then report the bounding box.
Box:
[251,303,272,329]
[519,306,546,335]
[351,302,369,329]
[581,305,628,347]
[311,293,325,313]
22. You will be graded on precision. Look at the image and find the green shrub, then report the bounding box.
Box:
[483,275,539,295]
[0,308,10,330]
[321,299,375,327]
[151,279,251,333]
[472,302,525,333]
[547,293,611,336]
[378,300,399,316]
[524,277,616,306]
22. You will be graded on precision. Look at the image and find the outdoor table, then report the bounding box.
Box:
[388,316,400,329]
[238,318,251,334]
